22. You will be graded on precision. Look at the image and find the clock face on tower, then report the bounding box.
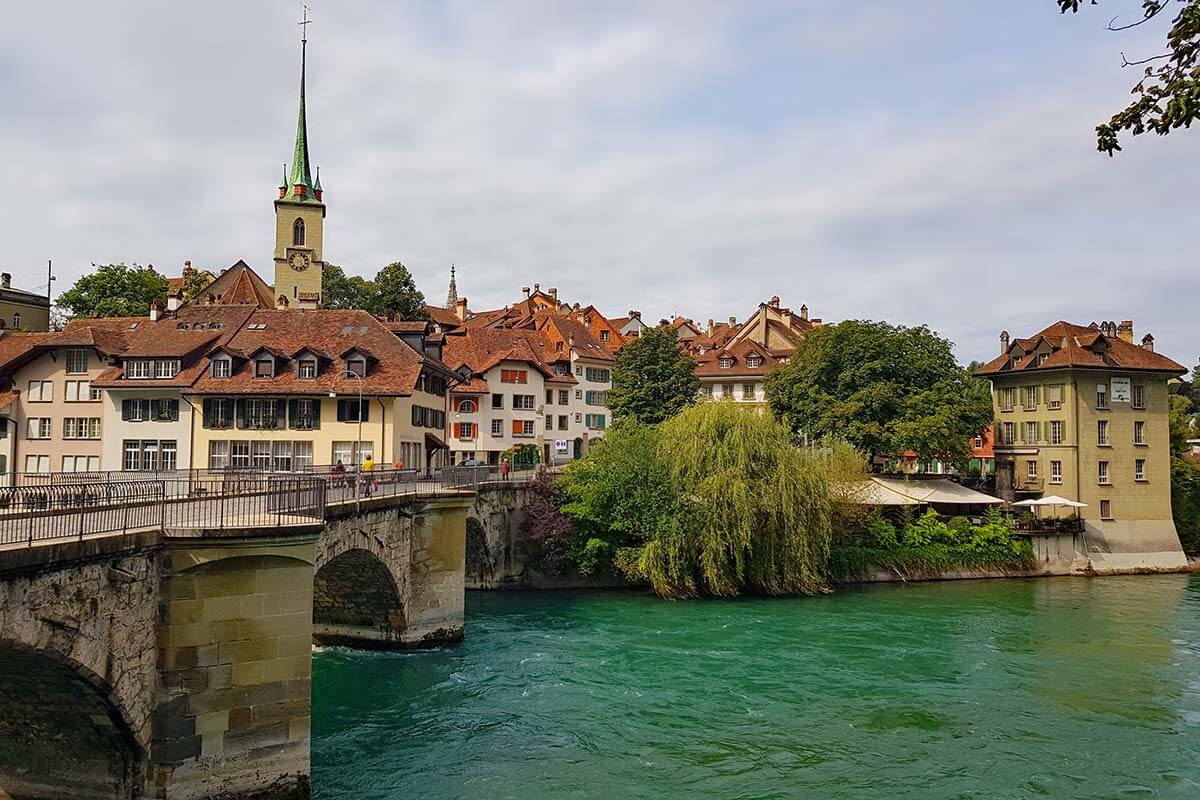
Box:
[288,250,310,272]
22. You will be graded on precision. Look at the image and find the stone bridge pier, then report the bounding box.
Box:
[0,492,470,799]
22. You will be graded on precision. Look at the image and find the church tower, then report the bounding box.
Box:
[273,10,325,309]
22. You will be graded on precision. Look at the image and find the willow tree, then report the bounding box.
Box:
[631,402,838,598]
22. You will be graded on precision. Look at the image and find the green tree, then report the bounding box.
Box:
[373,261,427,320]
[1058,0,1200,154]
[320,262,376,310]
[765,320,991,467]
[607,327,700,424]
[1170,393,1196,455]
[179,263,212,302]
[56,263,168,318]
[1171,458,1200,552]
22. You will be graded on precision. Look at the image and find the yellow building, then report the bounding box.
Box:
[975,320,1188,571]
[0,273,51,332]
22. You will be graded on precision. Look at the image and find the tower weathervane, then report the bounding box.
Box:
[298,4,312,44]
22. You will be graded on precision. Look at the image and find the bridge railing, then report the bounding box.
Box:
[0,476,328,547]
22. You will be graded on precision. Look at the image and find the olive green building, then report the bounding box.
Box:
[0,273,50,331]
[976,320,1188,572]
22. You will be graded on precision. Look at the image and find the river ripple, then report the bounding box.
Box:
[313,575,1200,799]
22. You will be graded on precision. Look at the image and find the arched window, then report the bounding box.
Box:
[12,313,20,329]
[458,399,477,414]
[292,217,305,246]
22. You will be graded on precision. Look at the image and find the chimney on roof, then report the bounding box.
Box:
[522,286,530,299]
[1000,330,1010,354]
[800,304,809,322]
[456,297,468,321]
[184,259,191,269]
[1141,333,1155,352]
[549,287,557,301]
[728,316,736,327]
[706,319,714,336]
[533,282,540,295]
[769,296,780,308]
[166,293,181,313]
[149,302,159,322]
[0,273,10,288]
[1117,320,1134,344]
[629,310,640,319]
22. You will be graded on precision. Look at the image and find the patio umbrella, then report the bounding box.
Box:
[1012,495,1087,526]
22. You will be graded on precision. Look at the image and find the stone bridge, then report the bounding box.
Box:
[0,486,479,800]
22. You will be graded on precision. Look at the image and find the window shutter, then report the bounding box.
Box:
[360,401,370,422]
[150,399,162,419]
[236,399,248,428]
[453,422,461,438]
[336,400,347,422]
[169,399,179,420]
[288,400,298,429]
[140,399,151,420]
[275,401,285,427]
[310,401,320,428]
[202,399,214,428]
[512,420,522,435]
[121,399,131,421]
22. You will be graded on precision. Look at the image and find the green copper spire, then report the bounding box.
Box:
[288,32,314,193]
[314,165,322,192]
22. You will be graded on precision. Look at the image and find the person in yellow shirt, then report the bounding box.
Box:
[361,455,375,496]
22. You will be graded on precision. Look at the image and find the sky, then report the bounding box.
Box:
[1,1,1196,366]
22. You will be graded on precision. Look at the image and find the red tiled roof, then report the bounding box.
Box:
[694,339,780,378]
[0,331,58,374]
[975,321,1186,376]
[424,305,464,329]
[443,328,556,378]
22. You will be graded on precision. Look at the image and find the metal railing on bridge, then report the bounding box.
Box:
[0,464,543,547]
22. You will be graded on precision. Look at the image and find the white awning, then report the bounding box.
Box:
[855,476,1004,506]
[1013,495,1087,508]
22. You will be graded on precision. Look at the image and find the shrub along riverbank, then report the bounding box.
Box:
[523,402,1033,599]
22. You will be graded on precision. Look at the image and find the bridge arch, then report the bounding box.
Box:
[0,640,143,799]
[313,547,406,648]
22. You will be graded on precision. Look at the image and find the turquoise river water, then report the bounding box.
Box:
[313,576,1200,799]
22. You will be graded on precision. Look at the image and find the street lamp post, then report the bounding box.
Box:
[334,367,366,510]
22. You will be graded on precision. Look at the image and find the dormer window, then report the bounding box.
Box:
[1037,353,1049,366]
[346,356,367,378]
[746,357,762,368]
[156,360,180,379]
[719,357,733,369]
[254,357,275,379]
[212,357,232,378]
[600,330,610,342]
[298,358,317,379]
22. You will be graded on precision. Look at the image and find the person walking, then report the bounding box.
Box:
[500,456,510,482]
[361,454,375,496]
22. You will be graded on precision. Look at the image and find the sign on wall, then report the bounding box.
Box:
[554,439,569,454]
[1111,377,1131,403]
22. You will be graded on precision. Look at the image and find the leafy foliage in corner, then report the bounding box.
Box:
[607,327,700,424]
[520,471,576,575]
[829,507,1036,580]
[179,263,214,302]
[765,320,991,469]
[1058,0,1200,154]
[320,261,428,320]
[56,263,168,319]
[320,262,376,310]
[1171,458,1200,552]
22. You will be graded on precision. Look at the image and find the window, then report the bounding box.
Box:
[1001,422,1015,445]
[12,312,21,329]
[252,441,271,471]
[1050,460,1062,484]
[123,399,149,422]
[1100,499,1112,519]
[974,436,983,449]
[240,398,282,429]
[718,358,733,369]
[558,415,568,429]
[575,365,583,376]
[209,441,230,470]
[26,418,52,439]
[1050,420,1064,445]
[335,399,369,422]
[558,389,568,405]
[89,385,102,401]
[545,390,554,405]
[1027,460,1038,479]
[294,441,313,471]
[26,380,52,402]
[454,422,476,439]
[25,454,49,474]
[1097,420,1109,446]
[491,419,503,437]
[62,455,100,473]
[545,415,554,430]
[599,330,610,342]
[202,399,234,429]
[298,359,317,379]
[152,399,179,421]
[65,349,89,374]
[742,383,756,399]
[1036,353,1049,366]
[1000,387,1015,412]
[212,357,232,378]
[723,383,735,398]
[575,389,583,400]
[747,357,762,368]
[155,360,180,379]
[491,394,504,410]
[585,413,607,430]
[123,440,177,471]
[292,217,305,246]
[63,417,101,439]
[255,357,274,379]
[1048,384,1063,410]
[500,369,528,384]
[575,413,582,423]
[453,397,477,413]
[289,398,320,430]
[1135,459,1146,481]
[555,341,564,353]
[513,394,536,410]
[1132,384,1146,409]
[1133,420,1146,445]
[1022,386,1037,410]
[126,360,151,379]
[345,357,367,378]
[1098,461,1109,484]
[231,441,251,470]
[1025,422,1038,444]
[65,380,94,402]
[512,420,535,437]
[584,390,606,406]
[1096,383,1108,409]
[273,441,293,472]
[586,367,611,383]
